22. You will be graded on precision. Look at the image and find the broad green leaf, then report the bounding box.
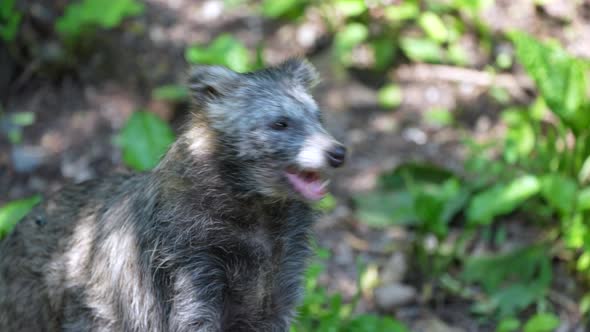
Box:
[117,111,175,171]
[400,37,443,63]
[577,187,590,211]
[186,34,252,73]
[359,264,379,294]
[418,12,448,43]
[578,155,590,184]
[0,0,21,42]
[260,0,307,19]
[0,195,41,238]
[314,193,336,212]
[496,317,520,332]
[10,112,35,126]
[334,22,368,51]
[467,175,541,225]
[354,191,417,227]
[463,246,551,317]
[502,108,535,163]
[333,0,366,17]
[384,3,419,22]
[511,32,590,134]
[56,0,144,39]
[334,23,369,65]
[523,313,560,332]
[349,314,410,332]
[424,107,453,126]
[540,174,577,216]
[448,43,469,66]
[152,85,189,102]
[377,84,403,108]
[371,38,396,70]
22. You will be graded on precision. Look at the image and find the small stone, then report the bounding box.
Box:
[374,283,416,310]
[11,146,47,173]
[381,252,407,284]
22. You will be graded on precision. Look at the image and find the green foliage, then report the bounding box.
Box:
[462,246,552,317]
[511,32,590,135]
[355,163,468,238]
[314,194,337,212]
[56,0,144,40]
[116,111,175,171]
[186,34,253,73]
[0,0,21,42]
[0,111,36,144]
[466,175,541,225]
[377,84,403,109]
[0,195,41,238]
[522,313,560,332]
[292,250,409,332]
[152,85,190,102]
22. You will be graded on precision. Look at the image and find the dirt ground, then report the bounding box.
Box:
[2,1,590,331]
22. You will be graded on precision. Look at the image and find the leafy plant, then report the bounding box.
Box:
[0,195,41,238]
[185,34,253,73]
[0,0,21,42]
[0,111,36,144]
[115,111,175,171]
[56,0,144,41]
[152,85,190,102]
[292,248,409,332]
[462,245,552,317]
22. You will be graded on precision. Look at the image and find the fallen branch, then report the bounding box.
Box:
[393,64,534,101]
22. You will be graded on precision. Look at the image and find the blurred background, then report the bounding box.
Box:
[1,0,590,331]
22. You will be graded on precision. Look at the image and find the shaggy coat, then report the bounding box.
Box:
[0,59,344,332]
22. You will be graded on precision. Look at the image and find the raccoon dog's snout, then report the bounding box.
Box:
[326,144,346,168]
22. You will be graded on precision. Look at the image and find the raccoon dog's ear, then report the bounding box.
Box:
[188,65,241,101]
[278,58,319,89]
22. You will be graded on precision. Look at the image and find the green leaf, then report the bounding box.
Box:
[333,0,366,17]
[186,34,252,73]
[447,43,469,66]
[260,0,307,19]
[540,174,577,216]
[577,187,590,211]
[400,37,443,63]
[467,175,541,225]
[116,111,175,171]
[496,317,520,332]
[578,155,590,184]
[377,84,403,108]
[334,22,368,64]
[511,32,590,134]
[152,85,189,102]
[384,2,419,22]
[523,313,560,332]
[0,195,41,238]
[56,0,144,39]
[10,112,35,126]
[0,0,21,42]
[354,191,417,227]
[502,108,535,163]
[418,12,448,43]
[335,23,369,48]
[314,193,336,212]
[424,107,453,126]
[463,246,552,317]
[370,38,396,70]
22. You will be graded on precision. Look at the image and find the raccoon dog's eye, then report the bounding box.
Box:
[270,117,290,130]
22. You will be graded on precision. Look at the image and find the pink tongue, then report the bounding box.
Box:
[286,172,326,201]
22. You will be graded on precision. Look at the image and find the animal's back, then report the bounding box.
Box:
[0,174,143,331]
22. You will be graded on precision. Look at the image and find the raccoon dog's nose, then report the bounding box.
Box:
[326,145,346,168]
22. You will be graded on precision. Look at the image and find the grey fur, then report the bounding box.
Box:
[0,59,344,332]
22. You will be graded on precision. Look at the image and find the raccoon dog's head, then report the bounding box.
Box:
[188,59,346,201]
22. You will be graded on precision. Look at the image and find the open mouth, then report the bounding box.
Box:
[284,167,330,201]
